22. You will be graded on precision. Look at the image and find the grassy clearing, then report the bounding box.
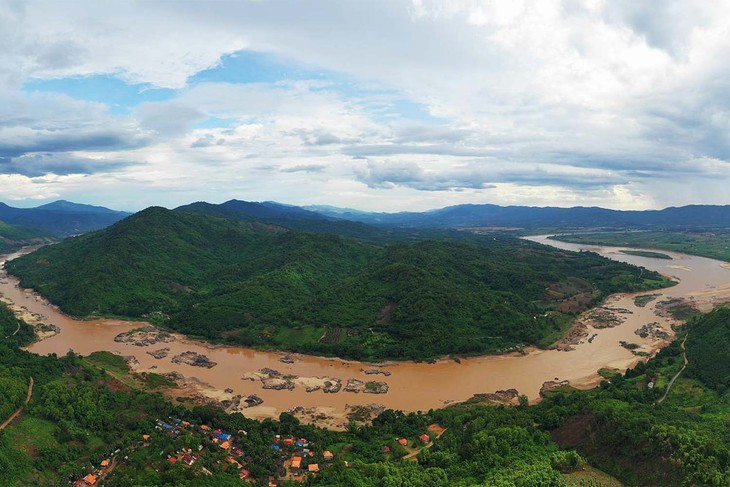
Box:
[562,465,624,486]
[3,416,58,454]
[273,325,326,348]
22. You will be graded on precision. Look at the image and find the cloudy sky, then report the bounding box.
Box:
[1,0,730,212]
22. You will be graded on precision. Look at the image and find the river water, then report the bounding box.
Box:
[2,236,729,424]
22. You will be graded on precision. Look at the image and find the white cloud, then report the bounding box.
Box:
[1,0,730,210]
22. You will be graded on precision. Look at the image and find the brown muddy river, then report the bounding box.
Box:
[2,236,729,425]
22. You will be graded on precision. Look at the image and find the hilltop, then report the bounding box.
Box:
[6,207,670,360]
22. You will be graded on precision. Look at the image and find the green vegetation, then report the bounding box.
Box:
[686,306,730,393]
[553,230,730,262]
[0,220,48,253]
[2,296,730,485]
[618,249,672,259]
[633,294,659,308]
[6,207,671,361]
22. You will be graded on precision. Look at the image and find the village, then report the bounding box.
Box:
[72,414,443,486]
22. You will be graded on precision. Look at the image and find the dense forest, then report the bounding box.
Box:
[6,207,671,360]
[685,306,730,393]
[1,301,729,485]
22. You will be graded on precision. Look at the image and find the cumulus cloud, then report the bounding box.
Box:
[2,0,730,210]
[280,164,326,173]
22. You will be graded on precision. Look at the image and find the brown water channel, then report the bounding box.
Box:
[2,236,729,425]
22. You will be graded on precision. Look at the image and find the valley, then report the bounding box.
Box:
[3,236,728,426]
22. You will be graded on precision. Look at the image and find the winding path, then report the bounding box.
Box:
[657,334,688,404]
[0,376,34,430]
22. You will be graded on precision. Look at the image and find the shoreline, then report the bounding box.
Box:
[3,239,729,427]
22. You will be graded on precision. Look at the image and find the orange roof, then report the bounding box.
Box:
[308,463,319,472]
[220,440,231,450]
[100,459,110,467]
[83,474,98,485]
[169,457,177,464]
[291,458,301,468]
[181,421,190,426]
[323,450,333,459]
[200,424,210,430]
[398,438,408,446]
[142,434,150,440]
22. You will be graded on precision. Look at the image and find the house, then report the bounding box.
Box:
[142,434,150,441]
[308,464,319,473]
[181,421,191,427]
[323,451,334,461]
[100,459,110,468]
[283,438,294,446]
[200,424,210,431]
[169,457,177,464]
[240,469,250,479]
[82,474,98,486]
[220,440,231,450]
[182,454,194,466]
[419,434,430,443]
[398,438,408,446]
[291,456,302,469]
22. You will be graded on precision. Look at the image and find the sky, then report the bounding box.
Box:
[1,0,730,212]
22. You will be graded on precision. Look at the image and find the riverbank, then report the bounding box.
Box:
[2,238,730,427]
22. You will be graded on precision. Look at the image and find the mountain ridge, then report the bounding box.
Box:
[0,200,130,236]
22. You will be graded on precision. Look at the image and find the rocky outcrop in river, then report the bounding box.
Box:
[363,368,392,376]
[114,327,175,347]
[540,379,570,397]
[146,347,170,359]
[171,351,217,368]
[635,322,670,340]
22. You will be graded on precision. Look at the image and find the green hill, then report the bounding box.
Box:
[6,207,671,360]
[0,220,49,253]
[686,306,730,392]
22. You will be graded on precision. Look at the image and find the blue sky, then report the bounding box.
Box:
[1,0,730,212]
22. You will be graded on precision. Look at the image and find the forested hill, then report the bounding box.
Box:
[0,220,50,254]
[686,305,730,392]
[175,199,391,240]
[7,207,670,360]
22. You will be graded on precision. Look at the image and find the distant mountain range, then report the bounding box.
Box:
[307,203,730,229]
[4,198,730,240]
[0,200,130,237]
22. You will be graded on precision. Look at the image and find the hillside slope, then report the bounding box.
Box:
[686,306,730,392]
[0,220,50,253]
[7,208,670,360]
